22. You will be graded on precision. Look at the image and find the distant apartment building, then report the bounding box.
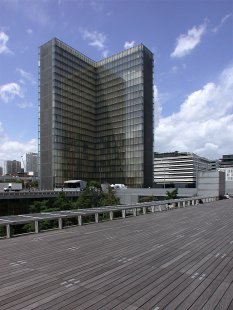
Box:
[0,166,3,176]
[39,38,154,189]
[4,160,21,175]
[218,154,233,194]
[154,152,211,188]
[26,152,38,176]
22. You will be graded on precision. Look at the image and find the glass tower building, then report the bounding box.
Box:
[39,38,153,189]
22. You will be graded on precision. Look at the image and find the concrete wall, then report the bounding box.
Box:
[226,181,233,195]
[116,171,225,204]
[115,188,197,205]
[197,171,225,197]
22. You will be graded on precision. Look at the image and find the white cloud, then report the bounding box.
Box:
[27,28,33,35]
[171,22,206,58]
[0,83,23,103]
[155,65,233,159]
[17,68,36,85]
[82,29,106,50]
[124,41,136,49]
[90,1,103,12]
[0,31,12,54]
[0,122,37,165]
[213,14,232,33]
[81,29,109,58]
[17,101,33,109]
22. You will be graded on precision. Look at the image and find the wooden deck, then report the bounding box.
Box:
[0,199,233,309]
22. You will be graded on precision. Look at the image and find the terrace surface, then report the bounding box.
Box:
[1,199,233,309]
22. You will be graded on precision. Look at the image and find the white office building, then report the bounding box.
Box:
[154,152,211,188]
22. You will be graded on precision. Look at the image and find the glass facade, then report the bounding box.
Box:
[39,38,153,189]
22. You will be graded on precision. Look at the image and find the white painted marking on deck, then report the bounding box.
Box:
[118,257,132,263]
[32,237,43,241]
[60,281,68,285]
[153,307,160,310]
[190,230,206,237]
[215,253,220,257]
[199,274,206,280]
[161,251,190,269]
[217,226,226,231]
[68,246,80,251]
[221,254,226,258]
[191,272,199,279]
[60,278,80,288]
[9,260,27,267]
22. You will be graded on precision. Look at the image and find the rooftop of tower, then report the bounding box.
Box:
[40,37,153,67]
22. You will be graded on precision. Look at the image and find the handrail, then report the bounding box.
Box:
[0,196,218,239]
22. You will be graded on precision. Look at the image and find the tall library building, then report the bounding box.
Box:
[39,38,154,189]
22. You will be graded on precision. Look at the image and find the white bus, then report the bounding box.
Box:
[54,180,87,192]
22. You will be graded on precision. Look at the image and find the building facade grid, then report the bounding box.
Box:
[39,38,153,189]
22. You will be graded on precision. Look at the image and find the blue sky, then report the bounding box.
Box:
[0,0,232,168]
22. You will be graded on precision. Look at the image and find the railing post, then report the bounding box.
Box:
[122,209,126,219]
[95,213,99,223]
[35,220,39,233]
[151,205,155,213]
[133,208,137,216]
[6,224,11,238]
[110,211,113,221]
[143,207,146,215]
[183,201,186,207]
[78,215,82,226]
[58,218,63,230]
[192,200,195,206]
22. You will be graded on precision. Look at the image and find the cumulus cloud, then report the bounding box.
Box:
[82,29,109,57]
[0,31,12,54]
[0,122,37,166]
[155,65,233,159]
[212,14,232,33]
[171,22,206,58]
[17,68,36,85]
[124,41,136,49]
[0,83,23,103]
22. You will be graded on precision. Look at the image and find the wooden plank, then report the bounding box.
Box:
[0,199,233,310]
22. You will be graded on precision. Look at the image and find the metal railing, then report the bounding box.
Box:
[0,196,218,239]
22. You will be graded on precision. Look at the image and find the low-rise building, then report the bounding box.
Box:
[154,151,211,188]
[218,154,233,195]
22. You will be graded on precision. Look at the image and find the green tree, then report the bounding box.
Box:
[166,189,178,199]
[75,181,102,209]
[75,182,120,209]
[100,187,120,206]
[52,192,73,210]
